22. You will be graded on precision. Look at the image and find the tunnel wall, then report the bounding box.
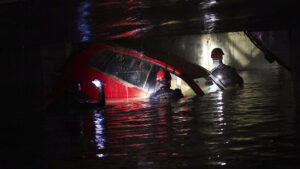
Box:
[144,31,279,71]
[290,29,300,151]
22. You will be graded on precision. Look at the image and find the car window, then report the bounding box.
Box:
[88,50,114,72]
[144,64,160,93]
[95,51,151,88]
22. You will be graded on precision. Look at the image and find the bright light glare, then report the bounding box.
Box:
[77,1,91,42]
[201,0,217,9]
[92,79,101,88]
[94,109,106,157]
[220,162,226,166]
[217,91,223,100]
[176,77,182,89]
[217,75,222,79]
[96,154,106,158]
[208,0,217,5]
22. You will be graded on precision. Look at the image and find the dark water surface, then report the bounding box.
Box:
[45,68,297,169]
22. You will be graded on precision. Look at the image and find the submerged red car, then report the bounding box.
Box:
[53,44,223,105]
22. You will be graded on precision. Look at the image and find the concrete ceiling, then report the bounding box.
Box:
[1,0,299,44]
[89,0,298,40]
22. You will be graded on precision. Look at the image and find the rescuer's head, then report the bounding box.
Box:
[211,48,224,67]
[211,48,224,60]
[156,69,171,87]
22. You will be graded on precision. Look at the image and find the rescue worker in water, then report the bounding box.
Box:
[150,69,183,102]
[211,48,244,88]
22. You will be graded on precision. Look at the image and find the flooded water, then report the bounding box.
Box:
[45,68,298,169]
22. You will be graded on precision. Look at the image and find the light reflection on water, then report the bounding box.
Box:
[45,69,297,169]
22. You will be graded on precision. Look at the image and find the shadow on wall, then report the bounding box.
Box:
[143,32,278,71]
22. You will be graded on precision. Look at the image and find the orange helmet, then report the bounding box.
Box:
[156,69,171,84]
[211,48,224,59]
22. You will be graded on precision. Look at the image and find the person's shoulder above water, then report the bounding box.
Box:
[221,64,239,74]
[150,88,183,101]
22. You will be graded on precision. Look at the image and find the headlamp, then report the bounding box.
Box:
[92,79,102,88]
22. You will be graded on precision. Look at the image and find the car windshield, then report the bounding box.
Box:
[193,73,224,94]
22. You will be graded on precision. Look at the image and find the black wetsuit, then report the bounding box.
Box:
[212,64,243,87]
[150,87,183,103]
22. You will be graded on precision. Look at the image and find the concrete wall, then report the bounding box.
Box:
[290,29,300,149]
[144,31,279,71]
